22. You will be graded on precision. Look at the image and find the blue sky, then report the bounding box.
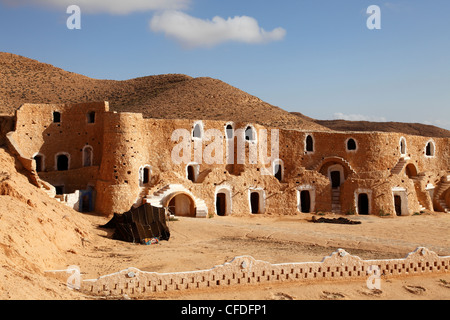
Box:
[1,0,449,129]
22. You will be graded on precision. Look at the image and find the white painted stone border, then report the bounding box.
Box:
[76,247,450,297]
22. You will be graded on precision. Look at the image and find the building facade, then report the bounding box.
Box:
[6,101,450,217]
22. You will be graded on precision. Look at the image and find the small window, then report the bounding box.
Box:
[273,159,283,182]
[306,135,314,152]
[53,111,61,123]
[400,138,406,155]
[245,126,255,141]
[87,111,95,124]
[426,141,435,157]
[226,124,234,139]
[347,138,357,151]
[193,123,202,139]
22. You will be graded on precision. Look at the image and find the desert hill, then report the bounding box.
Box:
[1,52,449,138]
[0,147,92,299]
[312,118,450,139]
[0,52,325,131]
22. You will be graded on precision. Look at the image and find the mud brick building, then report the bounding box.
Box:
[5,101,450,217]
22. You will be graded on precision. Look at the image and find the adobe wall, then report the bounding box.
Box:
[7,102,450,217]
[11,102,107,166]
[279,130,449,175]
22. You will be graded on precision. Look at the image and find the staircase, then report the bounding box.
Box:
[311,156,356,175]
[331,188,341,214]
[418,200,427,212]
[391,156,410,175]
[434,175,450,199]
[437,200,449,213]
[434,175,450,213]
[144,184,208,218]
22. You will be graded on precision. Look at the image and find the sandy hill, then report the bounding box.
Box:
[0,52,325,131]
[1,51,449,137]
[0,147,92,299]
[312,118,450,139]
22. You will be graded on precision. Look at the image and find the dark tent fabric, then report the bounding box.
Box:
[101,203,170,243]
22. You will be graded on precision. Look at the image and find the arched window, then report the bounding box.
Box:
[82,146,93,167]
[305,135,314,152]
[347,138,357,151]
[245,125,256,142]
[225,124,234,139]
[400,137,407,155]
[192,121,203,139]
[273,159,284,182]
[425,140,435,157]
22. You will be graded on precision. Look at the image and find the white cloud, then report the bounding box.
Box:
[423,119,450,130]
[150,10,286,49]
[333,113,387,122]
[1,0,189,14]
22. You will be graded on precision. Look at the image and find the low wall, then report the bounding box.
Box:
[78,247,449,297]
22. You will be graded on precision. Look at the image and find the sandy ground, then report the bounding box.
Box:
[69,212,450,300]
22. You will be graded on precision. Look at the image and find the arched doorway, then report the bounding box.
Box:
[167,193,196,217]
[215,187,232,216]
[56,154,69,171]
[300,190,311,213]
[392,189,408,216]
[34,154,44,172]
[323,163,346,189]
[216,193,226,216]
[249,189,264,214]
[330,171,341,188]
[405,163,418,178]
[250,192,260,214]
[358,193,369,215]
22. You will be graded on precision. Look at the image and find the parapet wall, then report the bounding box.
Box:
[79,247,449,298]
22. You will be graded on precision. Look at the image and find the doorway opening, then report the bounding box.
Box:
[34,154,44,172]
[187,165,195,182]
[143,167,150,184]
[358,193,369,215]
[168,194,195,217]
[330,171,341,188]
[250,192,260,214]
[405,163,418,178]
[55,185,64,195]
[394,195,402,216]
[300,190,311,213]
[216,193,227,216]
[83,146,93,167]
[56,154,69,171]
